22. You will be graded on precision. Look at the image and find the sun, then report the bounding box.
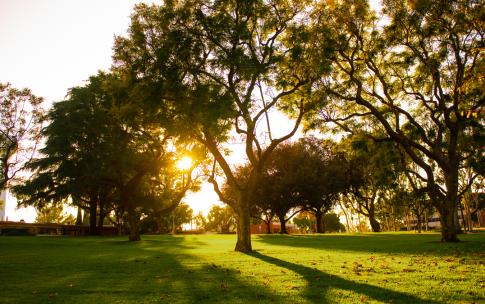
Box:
[177,156,193,170]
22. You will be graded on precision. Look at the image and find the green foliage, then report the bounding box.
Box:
[306,0,484,241]
[206,205,236,233]
[35,203,76,225]
[192,211,207,232]
[338,135,406,232]
[292,212,315,233]
[322,213,345,232]
[0,83,45,190]
[141,203,193,233]
[113,0,319,251]
[14,72,203,239]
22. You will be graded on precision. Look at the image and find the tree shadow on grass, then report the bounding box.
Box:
[3,236,285,304]
[256,234,485,256]
[247,251,440,304]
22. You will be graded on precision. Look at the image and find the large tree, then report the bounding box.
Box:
[15,74,118,234]
[15,73,200,239]
[309,0,484,241]
[295,138,354,233]
[0,83,45,190]
[113,0,319,251]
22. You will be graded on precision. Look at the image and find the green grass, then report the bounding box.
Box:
[0,232,484,303]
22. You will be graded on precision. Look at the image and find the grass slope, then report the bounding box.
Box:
[0,232,484,303]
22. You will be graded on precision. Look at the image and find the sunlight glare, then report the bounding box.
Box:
[177,156,193,171]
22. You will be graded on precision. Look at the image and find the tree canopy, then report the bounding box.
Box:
[0,83,45,190]
[306,0,484,241]
[113,0,321,251]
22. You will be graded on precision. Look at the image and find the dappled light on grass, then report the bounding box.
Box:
[0,233,484,303]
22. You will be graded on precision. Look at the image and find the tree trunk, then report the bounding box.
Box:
[339,202,352,232]
[315,210,325,233]
[88,201,98,235]
[459,205,466,232]
[115,208,123,236]
[369,216,381,232]
[76,207,83,225]
[436,169,460,242]
[234,200,252,252]
[97,209,106,233]
[265,220,272,234]
[439,205,459,242]
[416,214,422,233]
[368,206,381,232]
[279,217,288,234]
[127,211,141,241]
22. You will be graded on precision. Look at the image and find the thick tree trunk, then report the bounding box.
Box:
[369,216,381,232]
[315,210,325,233]
[437,170,460,242]
[88,201,98,235]
[275,211,288,234]
[279,218,288,234]
[439,205,459,242]
[234,201,252,252]
[127,211,141,241]
[368,206,381,232]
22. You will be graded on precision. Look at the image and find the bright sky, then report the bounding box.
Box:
[0,0,224,220]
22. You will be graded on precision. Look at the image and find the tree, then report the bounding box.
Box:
[206,205,236,233]
[322,213,345,232]
[14,73,202,240]
[142,203,194,234]
[250,203,275,234]
[0,83,45,190]
[293,211,316,233]
[309,0,484,242]
[340,136,404,232]
[295,138,354,233]
[113,0,318,252]
[35,202,76,225]
[193,211,207,233]
[14,74,118,234]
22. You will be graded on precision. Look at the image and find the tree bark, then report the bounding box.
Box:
[127,210,141,241]
[368,205,381,232]
[439,205,459,242]
[88,200,98,235]
[437,170,460,242]
[97,208,106,233]
[315,210,325,233]
[265,220,272,234]
[279,218,288,234]
[76,207,83,226]
[234,200,252,252]
[369,217,381,232]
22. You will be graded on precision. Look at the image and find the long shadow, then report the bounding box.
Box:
[248,251,440,304]
[256,233,485,256]
[0,236,285,303]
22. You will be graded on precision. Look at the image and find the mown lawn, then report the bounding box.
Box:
[0,232,484,303]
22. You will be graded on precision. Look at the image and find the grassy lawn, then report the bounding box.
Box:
[0,232,484,304]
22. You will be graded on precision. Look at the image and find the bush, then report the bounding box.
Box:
[0,228,35,236]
